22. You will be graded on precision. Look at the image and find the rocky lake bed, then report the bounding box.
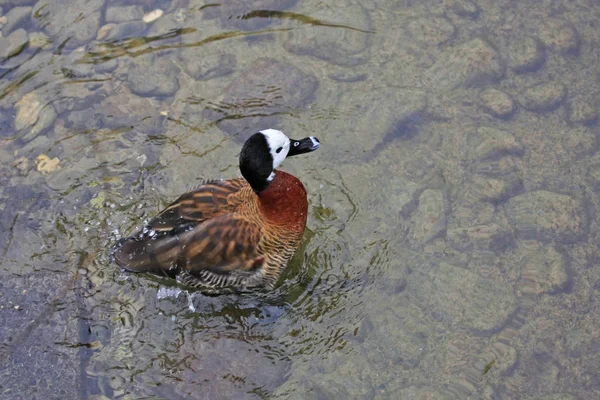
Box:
[1,0,600,398]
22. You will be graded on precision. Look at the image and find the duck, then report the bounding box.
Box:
[113,129,320,294]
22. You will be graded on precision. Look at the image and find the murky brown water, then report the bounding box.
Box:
[1,0,600,399]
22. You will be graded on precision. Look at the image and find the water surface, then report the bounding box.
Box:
[1,0,600,399]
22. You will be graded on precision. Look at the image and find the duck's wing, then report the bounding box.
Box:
[146,178,249,234]
[113,213,264,275]
[180,214,264,274]
[113,178,262,274]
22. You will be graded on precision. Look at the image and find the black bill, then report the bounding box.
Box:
[287,136,320,157]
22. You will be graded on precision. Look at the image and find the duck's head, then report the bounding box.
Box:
[240,129,320,193]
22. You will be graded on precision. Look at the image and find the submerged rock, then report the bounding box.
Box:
[327,70,367,83]
[97,21,147,41]
[14,91,44,131]
[35,153,60,174]
[518,242,569,296]
[33,0,103,48]
[586,155,600,192]
[424,38,504,90]
[428,263,517,333]
[105,5,144,23]
[567,96,597,125]
[505,190,586,243]
[507,36,546,73]
[531,395,579,400]
[562,126,597,158]
[462,174,521,204]
[0,109,12,138]
[519,81,566,112]
[0,273,80,398]
[284,4,371,66]
[538,19,579,55]
[403,153,439,184]
[447,0,479,19]
[447,223,514,254]
[473,156,519,179]
[14,91,56,141]
[406,16,455,46]
[479,88,515,119]
[452,202,495,227]
[143,9,163,23]
[470,127,523,162]
[485,341,518,375]
[359,307,428,369]
[28,31,50,48]
[167,336,291,399]
[96,23,116,41]
[127,54,180,97]
[22,105,56,142]
[324,87,427,160]
[180,49,236,81]
[203,58,318,138]
[463,127,524,205]
[410,189,447,244]
[89,87,165,133]
[0,28,28,60]
[1,6,31,36]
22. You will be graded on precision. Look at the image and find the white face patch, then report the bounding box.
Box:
[260,129,291,171]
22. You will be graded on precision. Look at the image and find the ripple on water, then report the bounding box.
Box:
[204,0,298,31]
[517,241,570,296]
[283,4,372,66]
[423,38,505,90]
[3,0,600,397]
[32,0,103,48]
[505,190,587,244]
[425,263,517,334]
[409,188,448,245]
[202,58,318,140]
[0,273,81,399]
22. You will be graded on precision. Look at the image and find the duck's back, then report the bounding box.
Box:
[113,171,309,292]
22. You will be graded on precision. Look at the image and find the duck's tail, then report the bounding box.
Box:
[112,234,183,274]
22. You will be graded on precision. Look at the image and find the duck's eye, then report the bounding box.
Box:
[293,142,299,147]
[276,147,283,153]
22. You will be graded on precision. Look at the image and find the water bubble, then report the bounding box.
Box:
[157,286,182,299]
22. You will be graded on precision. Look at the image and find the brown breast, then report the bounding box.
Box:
[250,169,308,284]
[257,170,309,231]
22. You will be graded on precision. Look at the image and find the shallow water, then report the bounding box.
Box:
[1,0,600,398]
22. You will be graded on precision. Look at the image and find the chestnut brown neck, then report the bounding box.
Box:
[258,170,308,230]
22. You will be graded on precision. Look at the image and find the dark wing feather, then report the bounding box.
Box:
[179,214,264,275]
[113,178,254,273]
[113,213,264,275]
[146,178,248,233]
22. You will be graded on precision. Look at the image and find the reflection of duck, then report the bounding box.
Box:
[113,129,320,294]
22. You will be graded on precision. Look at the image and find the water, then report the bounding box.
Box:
[1,0,600,398]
